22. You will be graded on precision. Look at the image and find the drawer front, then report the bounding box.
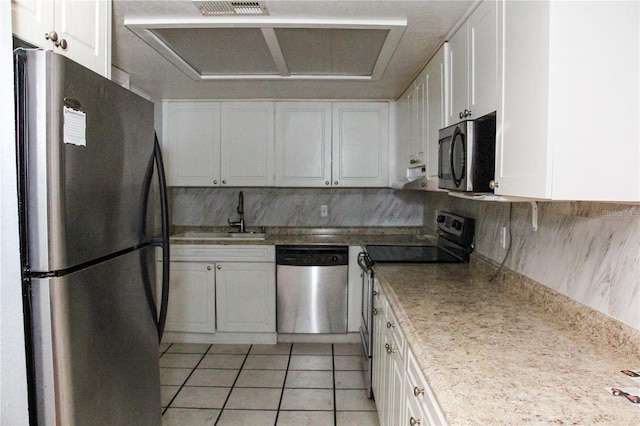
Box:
[170,244,275,262]
[405,348,447,426]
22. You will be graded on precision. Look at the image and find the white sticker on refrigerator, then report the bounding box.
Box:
[63,106,86,146]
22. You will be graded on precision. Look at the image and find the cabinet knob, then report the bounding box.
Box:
[459,111,464,120]
[45,31,67,50]
[222,180,226,185]
[464,109,472,118]
[489,180,499,189]
[213,180,218,185]
[217,265,222,270]
[372,307,379,316]
[334,181,339,185]
[385,343,394,354]
[207,266,212,271]
[372,290,378,297]
[386,321,394,329]
[413,386,425,397]
[410,416,421,426]
[325,181,330,185]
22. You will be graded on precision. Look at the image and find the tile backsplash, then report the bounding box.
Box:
[171,187,424,228]
[424,193,640,330]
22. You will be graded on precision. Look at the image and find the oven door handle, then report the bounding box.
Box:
[358,251,374,271]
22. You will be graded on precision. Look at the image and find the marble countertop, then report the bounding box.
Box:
[373,259,640,425]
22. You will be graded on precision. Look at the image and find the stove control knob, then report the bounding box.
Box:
[452,220,463,230]
[436,214,445,223]
[331,255,339,263]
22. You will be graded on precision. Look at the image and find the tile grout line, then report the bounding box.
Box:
[273,344,294,426]
[161,344,212,416]
[213,345,253,425]
[332,344,337,426]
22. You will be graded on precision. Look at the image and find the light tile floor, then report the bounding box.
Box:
[159,342,380,426]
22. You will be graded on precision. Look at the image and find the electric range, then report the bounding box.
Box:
[358,211,475,399]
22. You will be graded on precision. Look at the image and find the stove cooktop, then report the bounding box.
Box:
[363,245,465,263]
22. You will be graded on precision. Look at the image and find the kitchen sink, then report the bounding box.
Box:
[170,231,267,240]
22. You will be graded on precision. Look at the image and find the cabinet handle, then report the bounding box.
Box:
[489,180,499,189]
[217,265,222,270]
[386,321,394,329]
[413,386,425,397]
[207,266,212,271]
[410,416,421,426]
[325,181,330,185]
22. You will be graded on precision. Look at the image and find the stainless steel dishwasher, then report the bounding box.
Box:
[276,246,349,334]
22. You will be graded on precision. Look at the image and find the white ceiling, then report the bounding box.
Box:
[112,0,474,101]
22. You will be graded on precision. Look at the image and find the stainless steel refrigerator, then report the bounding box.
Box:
[14,49,170,425]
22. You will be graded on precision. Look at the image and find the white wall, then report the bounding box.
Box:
[0,2,30,424]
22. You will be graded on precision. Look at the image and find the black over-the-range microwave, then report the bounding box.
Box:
[438,111,496,192]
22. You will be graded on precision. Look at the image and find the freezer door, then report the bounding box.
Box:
[30,247,160,425]
[21,50,156,272]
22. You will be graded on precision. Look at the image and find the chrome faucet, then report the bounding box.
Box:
[228,191,245,233]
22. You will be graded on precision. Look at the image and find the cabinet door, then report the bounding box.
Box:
[393,91,412,184]
[164,102,221,186]
[12,0,111,78]
[413,74,426,166]
[275,102,332,187]
[424,46,446,180]
[495,0,552,198]
[165,262,216,333]
[332,102,389,187]
[221,102,275,187]
[447,20,469,125]
[469,0,497,119]
[56,0,111,78]
[215,262,276,333]
[11,0,54,48]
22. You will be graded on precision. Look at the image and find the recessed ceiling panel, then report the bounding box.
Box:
[151,27,278,75]
[274,28,389,76]
[126,18,406,80]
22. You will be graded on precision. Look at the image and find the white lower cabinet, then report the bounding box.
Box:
[161,245,276,341]
[215,262,275,333]
[373,282,447,426]
[165,261,216,333]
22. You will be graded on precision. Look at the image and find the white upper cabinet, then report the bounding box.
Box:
[221,102,275,187]
[424,45,447,182]
[164,101,275,187]
[275,102,332,187]
[12,0,111,78]
[164,102,221,186]
[333,102,389,187]
[495,0,639,201]
[447,0,497,124]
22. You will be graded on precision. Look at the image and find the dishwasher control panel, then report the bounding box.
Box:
[276,246,348,266]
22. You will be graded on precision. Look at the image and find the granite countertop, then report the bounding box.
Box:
[373,258,640,425]
[169,226,438,246]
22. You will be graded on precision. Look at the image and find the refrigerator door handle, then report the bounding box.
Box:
[138,133,170,340]
[154,134,170,340]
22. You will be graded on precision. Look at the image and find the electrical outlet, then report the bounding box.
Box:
[501,226,507,249]
[321,205,328,217]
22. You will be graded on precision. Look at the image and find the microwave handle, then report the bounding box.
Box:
[451,126,466,187]
[438,140,443,178]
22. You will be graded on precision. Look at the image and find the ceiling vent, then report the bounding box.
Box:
[193,1,269,16]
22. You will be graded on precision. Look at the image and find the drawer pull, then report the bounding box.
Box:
[409,416,421,426]
[413,386,425,397]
